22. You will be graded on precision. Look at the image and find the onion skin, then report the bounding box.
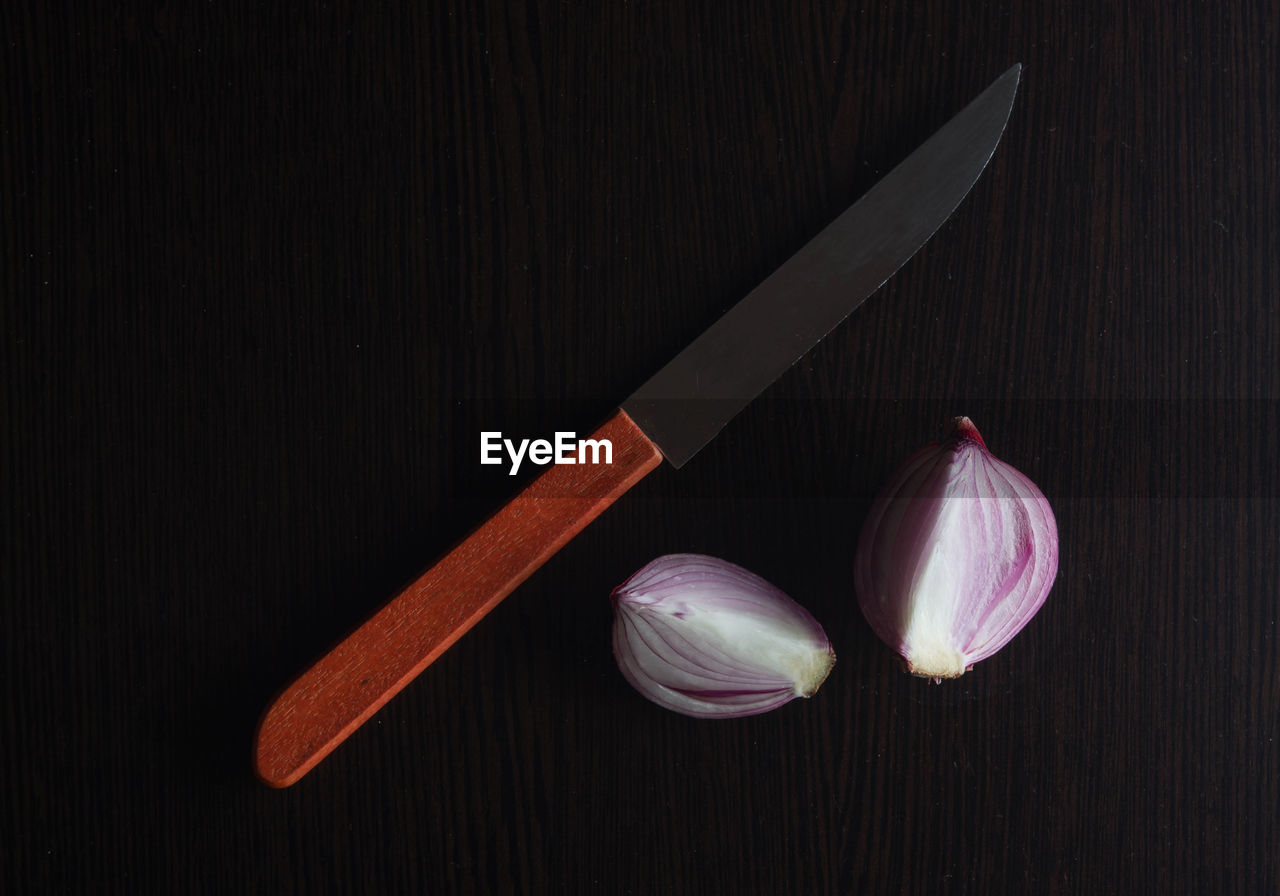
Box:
[611,554,836,718]
[854,418,1058,680]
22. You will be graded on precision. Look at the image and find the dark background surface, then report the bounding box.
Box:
[4,2,1278,893]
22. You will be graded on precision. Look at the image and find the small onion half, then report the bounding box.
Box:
[611,554,836,718]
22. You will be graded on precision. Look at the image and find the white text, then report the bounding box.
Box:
[480,431,613,476]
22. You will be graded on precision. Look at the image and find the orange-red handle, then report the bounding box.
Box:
[254,409,664,787]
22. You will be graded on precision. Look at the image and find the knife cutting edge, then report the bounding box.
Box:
[254,64,1022,787]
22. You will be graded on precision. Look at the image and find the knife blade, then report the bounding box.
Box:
[254,64,1022,787]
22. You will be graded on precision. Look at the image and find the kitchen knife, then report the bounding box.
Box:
[255,64,1022,787]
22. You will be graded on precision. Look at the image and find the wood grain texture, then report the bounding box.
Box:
[3,1,1279,893]
[254,409,662,788]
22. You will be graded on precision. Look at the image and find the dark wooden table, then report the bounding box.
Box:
[4,2,1277,893]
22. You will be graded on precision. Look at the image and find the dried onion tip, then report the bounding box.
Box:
[854,417,1058,680]
[610,554,836,718]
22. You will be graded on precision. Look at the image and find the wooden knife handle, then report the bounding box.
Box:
[254,408,664,787]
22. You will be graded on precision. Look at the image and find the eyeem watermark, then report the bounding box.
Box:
[480,431,613,476]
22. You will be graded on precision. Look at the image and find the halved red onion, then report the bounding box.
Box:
[610,554,836,718]
[854,417,1058,680]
